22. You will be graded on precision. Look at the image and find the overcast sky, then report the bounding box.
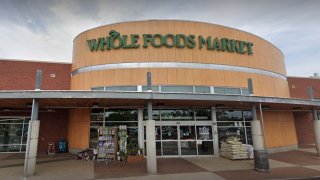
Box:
[0,0,319,77]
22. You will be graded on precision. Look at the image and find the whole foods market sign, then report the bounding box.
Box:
[87,30,253,55]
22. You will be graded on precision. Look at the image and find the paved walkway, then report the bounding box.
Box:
[1,148,320,180]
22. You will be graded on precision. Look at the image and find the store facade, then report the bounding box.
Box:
[0,20,320,159]
[69,20,295,155]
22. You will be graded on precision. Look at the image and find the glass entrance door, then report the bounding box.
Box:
[144,123,214,157]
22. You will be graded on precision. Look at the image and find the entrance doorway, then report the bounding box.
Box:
[144,123,214,157]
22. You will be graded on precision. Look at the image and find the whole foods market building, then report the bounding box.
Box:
[1,20,320,173]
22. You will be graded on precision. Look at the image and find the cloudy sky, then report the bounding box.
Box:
[0,0,319,77]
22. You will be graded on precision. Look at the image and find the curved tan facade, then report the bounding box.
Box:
[71,20,289,97]
[68,20,297,151]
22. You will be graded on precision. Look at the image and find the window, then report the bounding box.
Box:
[91,87,104,90]
[142,86,160,92]
[0,117,30,152]
[194,86,210,93]
[105,86,137,91]
[161,86,193,93]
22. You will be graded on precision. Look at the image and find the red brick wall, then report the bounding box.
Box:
[0,109,69,152]
[293,112,315,146]
[288,77,320,99]
[288,77,320,146]
[0,60,71,90]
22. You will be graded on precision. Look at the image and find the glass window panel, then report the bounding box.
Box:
[181,141,197,155]
[91,87,104,91]
[156,142,161,156]
[105,122,138,127]
[180,126,196,140]
[162,126,177,140]
[89,127,98,148]
[127,127,138,145]
[105,86,137,91]
[91,114,104,122]
[217,110,243,121]
[161,86,194,93]
[214,87,225,94]
[197,141,213,155]
[91,108,104,114]
[242,89,249,95]
[105,110,138,122]
[195,109,211,121]
[142,86,160,92]
[225,88,241,95]
[0,118,25,123]
[246,127,253,145]
[21,124,28,144]
[196,126,212,140]
[243,111,253,121]
[194,86,210,93]
[143,109,160,121]
[162,141,178,155]
[0,145,22,152]
[161,109,194,121]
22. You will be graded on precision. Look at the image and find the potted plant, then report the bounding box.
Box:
[126,143,144,163]
[119,150,128,163]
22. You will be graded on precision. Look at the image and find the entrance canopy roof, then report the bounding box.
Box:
[0,90,319,111]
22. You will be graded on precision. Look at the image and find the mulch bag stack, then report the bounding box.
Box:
[220,136,248,160]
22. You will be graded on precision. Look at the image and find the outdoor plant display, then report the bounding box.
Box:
[119,150,128,163]
[126,143,144,163]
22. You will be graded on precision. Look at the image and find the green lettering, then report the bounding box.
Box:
[199,36,205,49]
[176,34,187,48]
[122,35,130,49]
[230,40,240,53]
[163,34,176,47]
[110,36,123,49]
[151,34,163,48]
[212,37,221,51]
[143,34,152,48]
[187,35,196,48]
[246,42,253,55]
[87,39,99,52]
[105,37,111,50]
[130,34,140,48]
[221,38,232,52]
[238,41,245,54]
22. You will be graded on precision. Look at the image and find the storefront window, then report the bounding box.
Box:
[181,141,197,155]
[195,109,211,121]
[194,86,210,93]
[196,126,212,140]
[162,141,178,155]
[217,109,253,146]
[161,109,194,121]
[162,126,178,140]
[197,141,213,155]
[105,110,137,122]
[161,86,194,93]
[90,109,138,148]
[0,117,30,152]
[180,126,195,140]
[143,109,160,121]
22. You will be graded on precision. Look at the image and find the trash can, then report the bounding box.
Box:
[58,138,67,153]
[254,150,269,172]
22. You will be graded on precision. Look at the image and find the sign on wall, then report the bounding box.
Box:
[87,30,253,55]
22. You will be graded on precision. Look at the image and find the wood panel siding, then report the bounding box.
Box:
[71,20,289,97]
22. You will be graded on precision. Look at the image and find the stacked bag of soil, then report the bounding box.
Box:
[220,136,248,160]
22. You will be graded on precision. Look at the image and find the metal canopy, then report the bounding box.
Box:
[0,90,319,110]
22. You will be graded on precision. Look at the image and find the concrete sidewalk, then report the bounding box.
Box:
[1,148,320,180]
